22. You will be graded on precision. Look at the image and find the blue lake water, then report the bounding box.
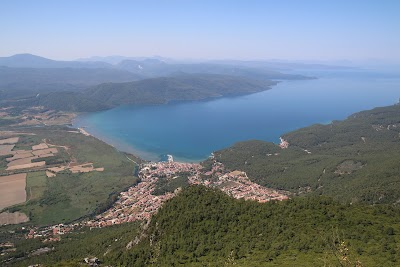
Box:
[73,68,400,162]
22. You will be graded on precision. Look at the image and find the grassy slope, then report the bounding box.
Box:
[211,104,400,204]
[4,126,139,226]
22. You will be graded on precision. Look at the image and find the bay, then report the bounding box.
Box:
[73,68,400,162]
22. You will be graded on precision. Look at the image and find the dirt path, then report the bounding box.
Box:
[126,156,139,165]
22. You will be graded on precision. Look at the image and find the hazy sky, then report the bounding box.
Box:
[1,0,399,61]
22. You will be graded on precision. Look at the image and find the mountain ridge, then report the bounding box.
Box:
[84,73,278,107]
[0,54,113,69]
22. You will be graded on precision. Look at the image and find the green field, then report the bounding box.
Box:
[25,171,47,201]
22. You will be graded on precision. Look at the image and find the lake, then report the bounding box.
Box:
[73,68,400,162]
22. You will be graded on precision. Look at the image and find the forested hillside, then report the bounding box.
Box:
[211,104,400,204]
[9,92,109,112]
[85,74,277,106]
[115,186,400,266]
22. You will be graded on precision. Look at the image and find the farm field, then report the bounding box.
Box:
[0,173,27,210]
[6,161,46,171]
[0,106,76,127]
[25,171,48,201]
[0,144,15,156]
[0,211,29,225]
[0,137,19,145]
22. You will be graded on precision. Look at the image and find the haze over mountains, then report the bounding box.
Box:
[0,53,325,77]
[0,54,113,69]
[0,53,318,112]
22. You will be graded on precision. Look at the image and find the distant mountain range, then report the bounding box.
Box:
[0,54,113,69]
[0,54,319,112]
[77,55,355,70]
[114,59,314,79]
[0,54,316,80]
[76,55,172,65]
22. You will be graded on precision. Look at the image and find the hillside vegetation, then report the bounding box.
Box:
[11,92,109,112]
[210,104,400,204]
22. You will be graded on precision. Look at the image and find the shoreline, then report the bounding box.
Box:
[73,120,207,163]
[77,127,91,136]
[66,79,294,163]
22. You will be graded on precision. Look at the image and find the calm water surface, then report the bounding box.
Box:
[74,69,400,162]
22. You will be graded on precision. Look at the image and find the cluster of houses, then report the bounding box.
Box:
[85,161,201,228]
[279,137,289,149]
[190,160,289,202]
[26,223,78,243]
[86,176,173,227]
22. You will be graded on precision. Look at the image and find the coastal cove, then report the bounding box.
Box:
[73,68,400,162]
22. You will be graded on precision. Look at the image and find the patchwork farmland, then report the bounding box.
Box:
[0,128,138,226]
[0,133,105,176]
[5,142,57,171]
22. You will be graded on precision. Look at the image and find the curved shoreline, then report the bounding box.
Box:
[71,69,400,164]
[73,120,207,163]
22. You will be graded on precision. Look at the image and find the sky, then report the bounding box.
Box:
[0,0,399,62]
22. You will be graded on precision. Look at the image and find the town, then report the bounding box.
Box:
[26,157,288,241]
